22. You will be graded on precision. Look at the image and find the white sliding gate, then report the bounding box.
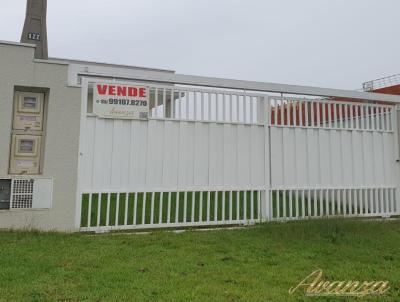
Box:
[77,78,400,232]
[269,97,399,220]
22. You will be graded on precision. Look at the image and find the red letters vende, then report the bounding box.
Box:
[96,84,147,98]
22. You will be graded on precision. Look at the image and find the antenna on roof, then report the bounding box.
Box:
[20,0,48,59]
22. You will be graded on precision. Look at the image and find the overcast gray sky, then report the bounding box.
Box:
[1,0,399,90]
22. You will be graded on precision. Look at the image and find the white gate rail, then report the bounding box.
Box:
[269,96,394,131]
[80,189,262,232]
[271,186,398,221]
[148,84,264,124]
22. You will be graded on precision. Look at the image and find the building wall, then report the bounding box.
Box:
[374,85,400,96]
[0,42,81,231]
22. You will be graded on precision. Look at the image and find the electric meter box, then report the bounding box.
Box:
[13,91,44,131]
[9,134,42,175]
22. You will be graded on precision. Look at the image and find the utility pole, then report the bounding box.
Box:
[20,0,48,59]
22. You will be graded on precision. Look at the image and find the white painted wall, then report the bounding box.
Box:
[0,42,81,231]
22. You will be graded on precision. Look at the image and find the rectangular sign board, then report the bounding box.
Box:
[93,83,149,119]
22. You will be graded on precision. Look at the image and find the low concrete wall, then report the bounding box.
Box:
[0,42,81,231]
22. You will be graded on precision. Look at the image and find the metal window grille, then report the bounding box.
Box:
[11,179,34,209]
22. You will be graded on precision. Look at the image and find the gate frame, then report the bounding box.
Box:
[74,71,400,231]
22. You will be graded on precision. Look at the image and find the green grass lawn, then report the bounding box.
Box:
[0,219,399,302]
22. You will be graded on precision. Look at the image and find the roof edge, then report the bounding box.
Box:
[0,40,36,48]
[48,57,175,74]
[78,69,400,103]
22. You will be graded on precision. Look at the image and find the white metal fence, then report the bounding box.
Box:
[78,79,400,232]
[269,97,393,131]
[270,187,397,220]
[80,189,261,232]
[148,85,262,124]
